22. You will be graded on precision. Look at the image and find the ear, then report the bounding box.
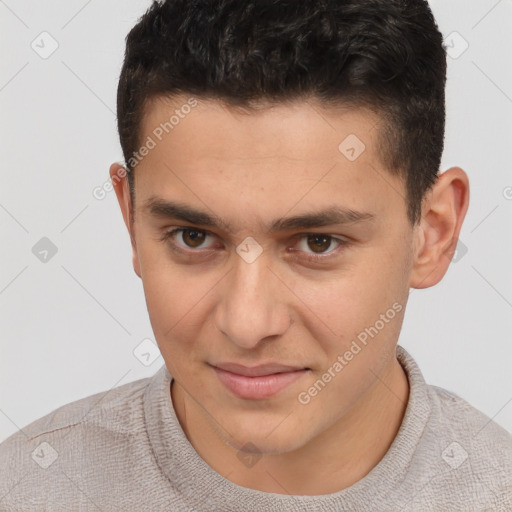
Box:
[109,163,141,279]
[410,167,470,289]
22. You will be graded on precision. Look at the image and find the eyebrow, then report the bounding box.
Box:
[143,197,375,233]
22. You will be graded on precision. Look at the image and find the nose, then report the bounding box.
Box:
[214,251,291,350]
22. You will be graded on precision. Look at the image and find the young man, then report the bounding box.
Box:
[1,0,511,510]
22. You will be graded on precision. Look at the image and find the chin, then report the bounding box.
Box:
[217,411,313,456]
[228,433,307,456]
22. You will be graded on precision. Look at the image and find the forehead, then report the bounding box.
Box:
[140,94,383,164]
[134,94,407,231]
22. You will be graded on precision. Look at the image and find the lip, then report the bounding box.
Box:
[210,362,309,400]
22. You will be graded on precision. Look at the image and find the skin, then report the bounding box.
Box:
[110,95,469,495]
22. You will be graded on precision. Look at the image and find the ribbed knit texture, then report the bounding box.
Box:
[1,345,511,511]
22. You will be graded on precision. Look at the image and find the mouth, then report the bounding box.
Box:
[209,362,310,400]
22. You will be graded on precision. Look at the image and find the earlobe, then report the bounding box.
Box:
[109,162,142,279]
[409,167,470,289]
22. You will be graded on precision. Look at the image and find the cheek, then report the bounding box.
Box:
[137,241,210,342]
[292,247,409,355]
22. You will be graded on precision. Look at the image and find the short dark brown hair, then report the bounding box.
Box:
[117,0,447,224]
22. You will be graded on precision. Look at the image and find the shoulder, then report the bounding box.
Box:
[398,345,512,467]
[395,346,512,509]
[427,383,512,456]
[0,370,158,509]
[422,383,512,508]
[1,371,153,444]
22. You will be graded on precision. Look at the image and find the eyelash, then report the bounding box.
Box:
[160,227,349,263]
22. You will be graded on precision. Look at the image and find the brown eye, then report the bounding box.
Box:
[181,229,207,248]
[292,233,346,261]
[306,234,334,253]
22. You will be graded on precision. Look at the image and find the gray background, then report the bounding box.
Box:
[1,0,511,443]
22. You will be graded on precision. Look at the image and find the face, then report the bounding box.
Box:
[118,95,418,454]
